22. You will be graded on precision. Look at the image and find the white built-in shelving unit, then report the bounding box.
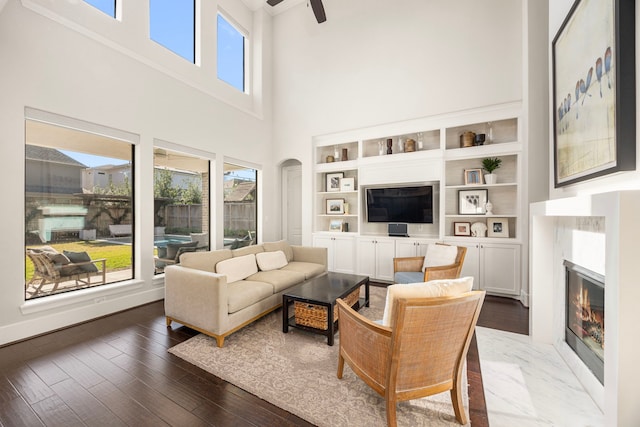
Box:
[312,102,526,298]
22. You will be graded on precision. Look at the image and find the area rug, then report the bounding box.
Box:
[168,286,469,426]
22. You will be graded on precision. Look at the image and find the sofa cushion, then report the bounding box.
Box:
[281,262,325,279]
[381,276,474,326]
[181,249,232,273]
[216,254,258,284]
[63,250,99,273]
[394,271,424,284]
[262,240,294,262]
[422,243,458,272]
[232,244,264,257]
[256,250,288,271]
[227,280,274,314]
[247,270,306,293]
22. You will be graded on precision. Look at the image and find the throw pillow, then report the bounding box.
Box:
[215,254,258,284]
[381,276,474,326]
[63,250,99,273]
[45,252,71,265]
[166,241,198,260]
[262,240,294,262]
[422,243,458,272]
[255,250,288,271]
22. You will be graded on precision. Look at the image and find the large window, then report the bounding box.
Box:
[217,14,246,92]
[25,120,134,300]
[150,0,196,63]
[223,163,256,248]
[153,148,210,274]
[84,0,116,18]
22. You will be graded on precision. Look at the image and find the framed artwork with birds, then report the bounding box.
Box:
[552,0,635,187]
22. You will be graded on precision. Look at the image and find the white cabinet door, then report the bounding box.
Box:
[357,238,378,278]
[357,237,396,281]
[395,238,437,258]
[480,243,520,296]
[332,235,356,274]
[395,240,418,258]
[446,241,520,294]
[375,239,396,282]
[313,234,355,273]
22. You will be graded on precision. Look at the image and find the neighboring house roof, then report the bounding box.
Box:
[25,144,87,168]
[225,181,256,202]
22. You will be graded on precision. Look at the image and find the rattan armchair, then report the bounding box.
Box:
[336,290,485,426]
[393,244,467,283]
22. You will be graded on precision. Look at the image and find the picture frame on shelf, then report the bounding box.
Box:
[458,189,488,215]
[487,217,509,238]
[552,0,636,187]
[340,177,355,192]
[326,198,345,215]
[326,172,344,192]
[453,222,471,236]
[464,168,484,185]
[329,219,343,232]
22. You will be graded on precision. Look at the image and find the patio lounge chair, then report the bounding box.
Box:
[26,249,106,297]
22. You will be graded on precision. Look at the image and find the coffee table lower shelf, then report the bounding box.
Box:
[285,298,366,344]
[282,272,370,346]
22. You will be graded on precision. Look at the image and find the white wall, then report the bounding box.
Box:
[271,0,525,244]
[0,0,275,344]
[548,0,640,198]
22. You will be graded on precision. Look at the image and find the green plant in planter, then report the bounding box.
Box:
[481,157,502,173]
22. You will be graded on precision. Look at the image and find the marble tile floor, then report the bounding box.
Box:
[475,327,603,427]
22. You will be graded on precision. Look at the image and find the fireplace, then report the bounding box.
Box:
[564,260,604,384]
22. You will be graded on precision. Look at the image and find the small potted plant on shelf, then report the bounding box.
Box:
[481,157,502,184]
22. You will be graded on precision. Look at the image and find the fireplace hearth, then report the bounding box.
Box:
[564,260,604,384]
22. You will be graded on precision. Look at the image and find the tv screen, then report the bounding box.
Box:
[366,186,433,223]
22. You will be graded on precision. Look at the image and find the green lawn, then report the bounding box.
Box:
[25,241,133,280]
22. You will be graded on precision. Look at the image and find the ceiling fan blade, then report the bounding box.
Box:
[267,0,284,6]
[309,0,326,23]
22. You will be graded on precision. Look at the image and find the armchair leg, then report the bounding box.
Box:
[337,354,345,379]
[166,317,172,327]
[450,384,468,425]
[385,397,398,427]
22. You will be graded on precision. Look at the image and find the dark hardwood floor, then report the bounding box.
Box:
[0,290,528,426]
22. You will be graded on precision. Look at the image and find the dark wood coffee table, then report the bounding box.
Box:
[282,272,370,346]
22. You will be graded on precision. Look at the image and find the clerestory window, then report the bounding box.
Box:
[217,13,246,93]
[84,0,116,18]
[150,0,196,63]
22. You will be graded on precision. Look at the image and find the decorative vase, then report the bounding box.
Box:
[485,200,494,215]
[386,138,393,154]
[341,148,348,161]
[326,155,335,163]
[484,173,497,184]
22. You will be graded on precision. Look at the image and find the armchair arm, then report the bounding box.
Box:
[164,265,229,335]
[423,263,463,281]
[336,298,391,395]
[393,256,424,273]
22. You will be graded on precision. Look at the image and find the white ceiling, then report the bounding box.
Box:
[241,0,306,16]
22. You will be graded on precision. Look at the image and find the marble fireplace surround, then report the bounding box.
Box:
[530,191,640,426]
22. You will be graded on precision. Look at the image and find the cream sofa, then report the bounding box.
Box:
[164,240,327,347]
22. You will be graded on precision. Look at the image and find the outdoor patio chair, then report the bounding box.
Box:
[26,249,106,297]
[336,289,485,426]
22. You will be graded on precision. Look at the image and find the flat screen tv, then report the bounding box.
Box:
[365,185,433,223]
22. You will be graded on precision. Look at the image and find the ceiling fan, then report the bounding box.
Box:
[267,0,327,24]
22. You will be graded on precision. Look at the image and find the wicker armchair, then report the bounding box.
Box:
[393,244,467,283]
[26,250,106,297]
[336,290,485,426]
